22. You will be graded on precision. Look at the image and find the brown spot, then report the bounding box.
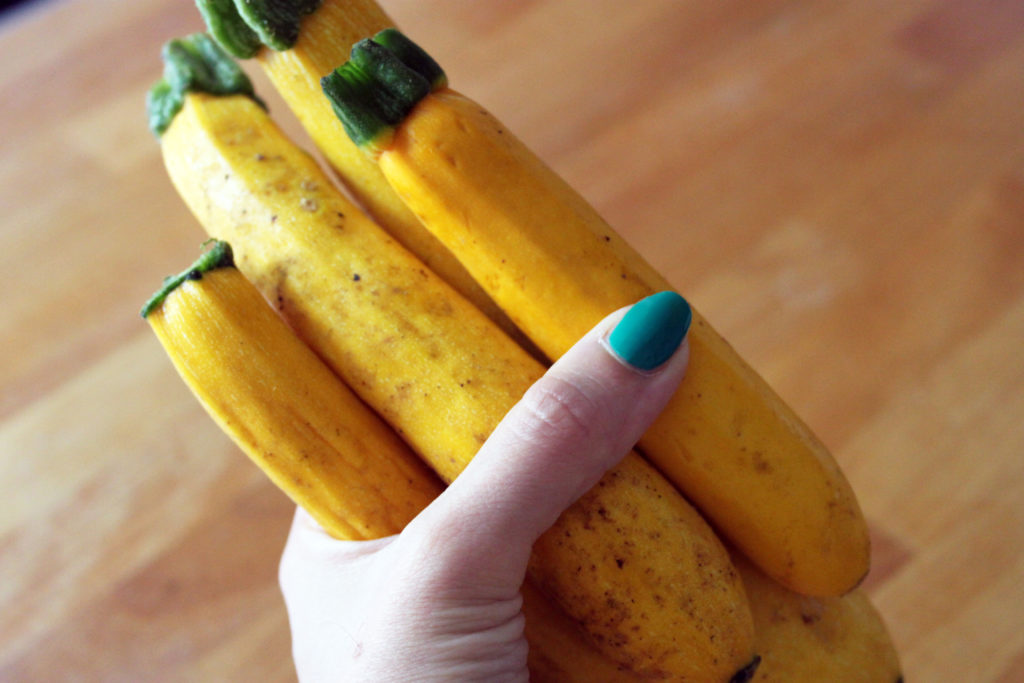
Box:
[752,451,772,473]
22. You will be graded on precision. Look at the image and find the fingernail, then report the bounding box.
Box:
[605,291,692,371]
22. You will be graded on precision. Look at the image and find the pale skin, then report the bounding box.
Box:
[279,306,690,681]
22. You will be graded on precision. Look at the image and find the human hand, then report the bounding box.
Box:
[279,292,692,682]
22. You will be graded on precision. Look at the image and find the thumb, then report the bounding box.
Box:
[404,291,692,599]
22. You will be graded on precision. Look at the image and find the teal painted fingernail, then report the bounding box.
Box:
[606,291,692,371]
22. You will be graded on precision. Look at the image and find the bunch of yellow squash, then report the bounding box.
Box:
[143,2,902,680]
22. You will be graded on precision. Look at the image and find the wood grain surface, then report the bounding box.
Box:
[2,0,1022,680]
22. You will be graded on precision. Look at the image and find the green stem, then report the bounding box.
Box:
[141,241,236,318]
[234,0,320,52]
[196,0,262,59]
[321,29,447,154]
[371,28,447,91]
[147,32,265,136]
[197,0,321,57]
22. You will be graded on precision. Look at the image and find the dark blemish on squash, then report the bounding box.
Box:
[752,451,772,473]
[616,558,625,569]
[353,273,361,281]
[801,612,819,625]
[270,214,277,223]
[729,655,762,683]
[254,153,266,161]
[603,235,611,242]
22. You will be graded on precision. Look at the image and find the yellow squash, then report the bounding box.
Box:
[732,554,902,681]
[322,33,870,597]
[197,0,526,346]
[159,90,757,680]
[142,247,652,682]
[143,245,440,540]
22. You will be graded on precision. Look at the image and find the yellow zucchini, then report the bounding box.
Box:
[155,79,757,679]
[141,242,652,682]
[732,553,902,681]
[322,31,871,597]
[142,241,440,540]
[194,0,529,349]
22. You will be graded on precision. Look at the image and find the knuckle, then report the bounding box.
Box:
[515,374,602,446]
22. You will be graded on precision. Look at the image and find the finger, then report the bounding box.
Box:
[404,291,692,598]
[279,508,396,624]
[279,509,403,678]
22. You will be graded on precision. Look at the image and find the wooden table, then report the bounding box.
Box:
[2,0,1022,679]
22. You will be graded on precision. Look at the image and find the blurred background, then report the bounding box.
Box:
[2,0,1022,680]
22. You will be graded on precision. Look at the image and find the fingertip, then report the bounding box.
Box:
[602,291,692,373]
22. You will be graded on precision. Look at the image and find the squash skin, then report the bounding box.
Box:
[376,89,871,597]
[732,554,902,681]
[160,91,756,680]
[145,264,642,682]
[251,0,528,347]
